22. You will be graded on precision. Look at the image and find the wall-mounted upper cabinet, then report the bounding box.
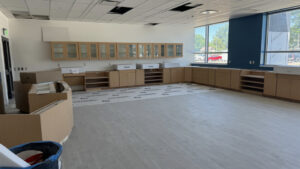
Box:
[79,43,90,60]
[90,43,98,60]
[51,42,65,60]
[138,43,152,59]
[128,43,137,59]
[175,43,183,57]
[50,42,183,61]
[51,42,79,60]
[117,43,128,60]
[167,44,175,57]
[160,44,166,58]
[99,43,116,60]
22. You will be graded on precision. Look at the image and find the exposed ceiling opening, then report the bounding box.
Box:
[108,6,133,15]
[170,3,202,12]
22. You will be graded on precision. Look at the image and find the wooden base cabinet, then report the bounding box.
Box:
[119,70,136,87]
[263,72,277,96]
[109,71,120,88]
[163,68,171,84]
[276,74,300,101]
[184,67,192,82]
[171,68,184,83]
[136,69,145,86]
[230,69,241,90]
[208,69,216,86]
[215,69,231,89]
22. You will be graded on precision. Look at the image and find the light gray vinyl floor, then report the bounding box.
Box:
[61,85,300,169]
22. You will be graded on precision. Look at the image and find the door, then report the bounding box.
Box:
[2,37,13,99]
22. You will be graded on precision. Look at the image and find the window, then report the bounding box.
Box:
[194,22,229,64]
[265,8,300,66]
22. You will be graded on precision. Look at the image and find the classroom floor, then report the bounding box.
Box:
[62,84,300,169]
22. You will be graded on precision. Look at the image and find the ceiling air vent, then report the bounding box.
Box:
[170,3,202,12]
[12,11,31,19]
[100,0,122,6]
[146,23,159,26]
[12,11,49,20]
[109,6,133,15]
[32,15,49,20]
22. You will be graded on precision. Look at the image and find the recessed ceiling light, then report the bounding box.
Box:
[201,10,218,15]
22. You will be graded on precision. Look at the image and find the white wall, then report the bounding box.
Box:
[8,19,194,81]
[0,11,9,104]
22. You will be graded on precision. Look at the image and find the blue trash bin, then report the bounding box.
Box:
[0,141,62,169]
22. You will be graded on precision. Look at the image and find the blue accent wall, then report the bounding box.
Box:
[192,14,273,71]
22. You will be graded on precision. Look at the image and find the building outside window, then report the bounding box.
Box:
[194,22,229,64]
[265,8,300,66]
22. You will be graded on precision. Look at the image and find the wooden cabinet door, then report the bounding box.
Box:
[230,70,241,90]
[208,69,216,86]
[109,71,119,88]
[199,68,209,85]
[120,70,136,87]
[166,44,175,57]
[290,79,300,101]
[51,42,66,60]
[79,43,90,60]
[117,43,128,60]
[66,43,79,60]
[171,68,184,83]
[175,44,183,57]
[90,43,98,60]
[136,69,145,86]
[163,68,171,84]
[263,72,277,96]
[184,67,192,82]
[128,43,137,59]
[215,69,231,89]
[276,75,291,99]
[192,68,201,84]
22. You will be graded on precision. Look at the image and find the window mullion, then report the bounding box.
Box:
[205,25,209,63]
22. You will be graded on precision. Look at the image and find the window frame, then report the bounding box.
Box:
[194,21,229,64]
[264,7,300,66]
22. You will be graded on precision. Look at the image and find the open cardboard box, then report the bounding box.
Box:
[0,82,73,147]
[20,69,63,84]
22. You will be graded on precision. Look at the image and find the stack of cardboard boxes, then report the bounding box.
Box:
[0,69,74,147]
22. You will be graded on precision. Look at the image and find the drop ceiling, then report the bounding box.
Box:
[0,0,299,26]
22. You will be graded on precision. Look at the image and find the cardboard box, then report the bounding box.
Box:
[28,82,68,113]
[0,85,73,148]
[20,69,63,84]
[14,82,32,113]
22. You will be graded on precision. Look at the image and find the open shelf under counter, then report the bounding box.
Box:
[85,71,110,91]
[240,70,265,94]
[144,69,163,85]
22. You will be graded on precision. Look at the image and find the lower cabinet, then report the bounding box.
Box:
[109,71,119,88]
[215,69,231,89]
[263,72,277,96]
[230,69,241,90]
[276,74,300,101]
[163,68,171,84]
[136,69,145,86]
[192,68,201,84]
[208,69,216,86]
[184,67,192,82]
[119,70,136,87]
[171,68,184,83]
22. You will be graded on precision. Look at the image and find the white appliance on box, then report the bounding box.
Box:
[137,64,160,69]
[160,63,181,68]
[113,64,136,70]
[273,66,300,75]
[61,67,85,74]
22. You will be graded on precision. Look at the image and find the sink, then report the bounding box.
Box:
[137,64,160,69]
[160,63,181,68]
[113,64,136,70]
